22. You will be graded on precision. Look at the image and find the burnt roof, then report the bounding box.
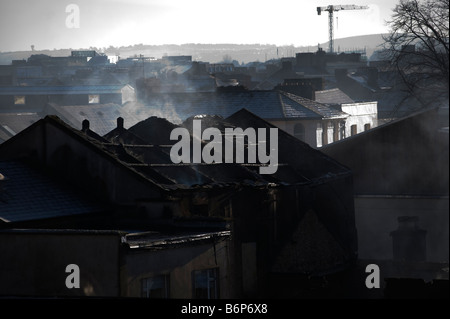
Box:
[98,108,351,190]
[225,108,351,180]
[103,117,148,145]
[1,107,352,196]
[182,114,237,132]
[128,116,180,145]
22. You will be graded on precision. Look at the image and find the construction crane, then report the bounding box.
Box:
[317,4,369,54]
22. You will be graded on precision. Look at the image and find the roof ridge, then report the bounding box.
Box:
[314,88,355,104]
[280,91,326,117]
[281,91,348,119]
[3,115,170,192]
[277,92,288,118]
[315,88,340,93]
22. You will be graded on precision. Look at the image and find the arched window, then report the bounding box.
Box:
[294,123,305,141]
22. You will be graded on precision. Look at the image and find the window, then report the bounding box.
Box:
[14,96,25,105]
[339,121,346,140]
[141,275,170,298]
[327,122,334,144]
[364,123,371,131]
[88,94,100,104]
[351,124,357,136]
[193,268,219,299]
[316,122,323,147]
[293,123,305,141]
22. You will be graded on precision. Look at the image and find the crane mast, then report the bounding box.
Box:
[317,4,369,54]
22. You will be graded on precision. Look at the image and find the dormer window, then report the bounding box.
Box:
[88,94,100,104]
[14,96,25,105]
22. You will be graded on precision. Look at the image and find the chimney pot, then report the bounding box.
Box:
[117,117,124,129]
[82,119,90,131]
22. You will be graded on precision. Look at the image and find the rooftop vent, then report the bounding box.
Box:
[82,119,90,131]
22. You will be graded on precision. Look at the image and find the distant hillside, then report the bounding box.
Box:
[0,34,388,65]
[298,34,388,59]
[0,49,73,65]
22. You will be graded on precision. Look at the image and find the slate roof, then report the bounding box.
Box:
[280,94,326,119]
[281,92,349,119]
[0,129,9,144]
[315,88,355,105]
[140,91,349,122]
[0,160,105,223]
[0,113,41,140]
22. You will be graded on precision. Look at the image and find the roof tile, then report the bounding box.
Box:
[0,160,104,223]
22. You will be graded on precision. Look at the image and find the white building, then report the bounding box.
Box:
[315,88,378,141]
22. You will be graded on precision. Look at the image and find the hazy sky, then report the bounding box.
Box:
[0,0,399,52]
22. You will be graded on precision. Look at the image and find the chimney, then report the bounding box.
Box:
[82,119,90,131]
[367,67,378,88]
[0,173,8,197]
[117,117,124,129]
[390,216,427,262]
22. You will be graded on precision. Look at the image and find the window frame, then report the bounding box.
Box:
[192,268,219,299]
[141,274,170,299]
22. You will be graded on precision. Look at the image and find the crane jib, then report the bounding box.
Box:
[316,4,369,54]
